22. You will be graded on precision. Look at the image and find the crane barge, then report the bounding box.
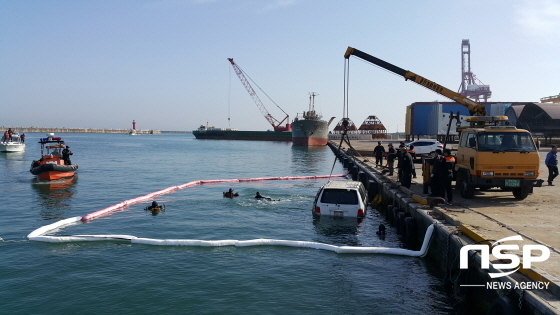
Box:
[191,59,292,141]
[227,58,291,132]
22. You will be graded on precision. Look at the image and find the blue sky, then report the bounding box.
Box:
[2,0,559,132]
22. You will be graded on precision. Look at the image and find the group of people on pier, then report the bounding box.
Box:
[373,141,417,189]
[373,141,454,204]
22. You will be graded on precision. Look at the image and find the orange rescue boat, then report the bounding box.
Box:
[30,134,78,180]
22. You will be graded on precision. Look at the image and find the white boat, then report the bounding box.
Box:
[129,129,137,136]
[1,133,26,152]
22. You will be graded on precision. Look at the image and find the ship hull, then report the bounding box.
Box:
[193,130,292,141]
[0,143,25,152]
[30,163,78,180]
[291,119,329,146]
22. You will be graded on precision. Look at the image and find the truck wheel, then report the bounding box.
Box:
[512,186,530,200]
[457,172,475,199]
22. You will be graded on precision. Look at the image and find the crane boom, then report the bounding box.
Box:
[227,58,291,131]
[344,47,487,116]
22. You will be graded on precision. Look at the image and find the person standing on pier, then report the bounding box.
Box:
[545,145,558,186]
[397,147,414,188]
[443,149,455,204]
[429,149,446,197]
[373,141,385,168]
[386,143,396,176]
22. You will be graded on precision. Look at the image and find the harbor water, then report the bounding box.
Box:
[1,133,459,314]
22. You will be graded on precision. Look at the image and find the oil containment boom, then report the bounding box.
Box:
[344,47,487,117]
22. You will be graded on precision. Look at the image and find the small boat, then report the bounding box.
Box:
[0,133,26,152]
[30,133,78,180]
[129,129,137,136]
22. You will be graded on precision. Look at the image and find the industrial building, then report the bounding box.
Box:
[505,102,560,144]
[405,101,560,143]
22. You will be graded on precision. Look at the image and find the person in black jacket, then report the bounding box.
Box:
[443,149,456,204]
[429,149,447,197]
[397,147,414,188]
[373,142,385,167]
[386,143,397,176]
[62,146,73,165]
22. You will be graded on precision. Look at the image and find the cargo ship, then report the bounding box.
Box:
[192,125,292,141]
[291,93,335,146]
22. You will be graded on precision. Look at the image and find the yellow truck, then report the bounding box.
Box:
[454,124,542,199]
[344,47,544,199]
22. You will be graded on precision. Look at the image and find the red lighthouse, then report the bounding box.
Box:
[132,120,136,130]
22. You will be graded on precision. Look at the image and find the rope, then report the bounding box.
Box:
[328,58,366,176]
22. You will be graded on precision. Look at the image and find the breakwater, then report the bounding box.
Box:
[1,126,161,134]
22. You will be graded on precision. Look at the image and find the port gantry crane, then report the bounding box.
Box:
[458,39,491,103]
[227,58,292,131]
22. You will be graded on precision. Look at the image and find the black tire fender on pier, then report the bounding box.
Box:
[392,207,401,227]
[396,212,406,234]
[487,296,519,315]
[386,205,394,223]
[403,217,415,244]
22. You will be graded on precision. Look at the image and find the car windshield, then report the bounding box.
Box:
[476,132,537,152]
[320,189,359,205]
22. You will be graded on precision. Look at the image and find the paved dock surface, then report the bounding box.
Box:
[334,139,560,305]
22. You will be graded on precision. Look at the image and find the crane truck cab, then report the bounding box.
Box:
[455,124,543,200]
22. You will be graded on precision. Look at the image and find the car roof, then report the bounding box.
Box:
[323,180,362,189]
[408,140,440,144]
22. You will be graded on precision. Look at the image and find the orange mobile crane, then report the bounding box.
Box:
[228,58,291,132]
[344,47,543,200]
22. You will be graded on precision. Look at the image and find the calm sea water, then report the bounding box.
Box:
[1,133,458,315]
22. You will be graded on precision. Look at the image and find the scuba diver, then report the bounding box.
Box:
[223,188,239,198]
[145,200,165,213]
[255,192,272,201]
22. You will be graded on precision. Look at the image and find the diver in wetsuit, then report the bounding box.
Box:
[224,188,239,198]
[255,192,272,201]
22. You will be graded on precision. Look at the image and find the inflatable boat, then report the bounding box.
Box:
[30,133,78,180]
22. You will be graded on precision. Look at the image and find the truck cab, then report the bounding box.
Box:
[454,126,543,199]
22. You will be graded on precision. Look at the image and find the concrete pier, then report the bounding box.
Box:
[1,126,161,134]
[328,140,560,314]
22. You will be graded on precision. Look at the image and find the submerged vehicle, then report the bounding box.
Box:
[312,180,368,218]
[0,133,26,152]
[344,46,543,200]
[292,93,335,146]
[30,134,78,180]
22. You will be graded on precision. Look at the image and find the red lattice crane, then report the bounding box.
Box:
[228,58,291,131]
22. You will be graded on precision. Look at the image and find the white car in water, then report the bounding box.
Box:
[312,180,368,219]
